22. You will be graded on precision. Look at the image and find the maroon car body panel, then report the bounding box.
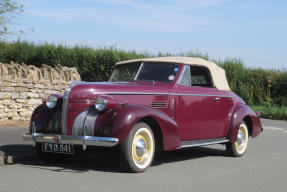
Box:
[175,85,219,140]
[66,82,172,136]
[228,104,262,142]
[106,104,181,151]
[216,91,245,138]
[29,104,53,133]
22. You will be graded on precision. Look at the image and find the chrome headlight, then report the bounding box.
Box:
[46,94,57,108]
[95,96,107,111]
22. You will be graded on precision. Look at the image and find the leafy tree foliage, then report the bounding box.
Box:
[0,0,32,36]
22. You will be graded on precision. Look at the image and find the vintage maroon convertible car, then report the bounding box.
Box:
[23,57,263,172]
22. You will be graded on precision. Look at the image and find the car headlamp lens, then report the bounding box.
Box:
[46,94,57,108]
[95,96,107,111]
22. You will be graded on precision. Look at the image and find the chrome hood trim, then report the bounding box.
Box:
[61,82,85,135]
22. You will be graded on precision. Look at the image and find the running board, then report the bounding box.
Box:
[180,137,229,148]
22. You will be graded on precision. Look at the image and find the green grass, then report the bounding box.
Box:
[250,106,287,120]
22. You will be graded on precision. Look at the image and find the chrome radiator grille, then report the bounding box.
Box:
[61,91,69,135]
[61,81,85,136]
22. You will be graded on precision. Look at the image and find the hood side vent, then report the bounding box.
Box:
[151,101,167,108]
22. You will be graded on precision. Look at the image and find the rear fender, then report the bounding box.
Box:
[229,104,262,142]
[110,104,181,151]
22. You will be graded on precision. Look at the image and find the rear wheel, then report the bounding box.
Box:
[36,143,67,164]
[226,121,249,157]
[120,122,155,173]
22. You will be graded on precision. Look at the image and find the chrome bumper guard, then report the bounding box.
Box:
[23,123,118,150]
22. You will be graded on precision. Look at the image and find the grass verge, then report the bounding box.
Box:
[250,106,287,121]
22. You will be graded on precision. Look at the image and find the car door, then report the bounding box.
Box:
[176,65,220,141]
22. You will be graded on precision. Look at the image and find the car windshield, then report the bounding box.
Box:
[109,62,179,83]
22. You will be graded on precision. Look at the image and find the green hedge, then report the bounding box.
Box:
[250,106,287,120]
[0,39,286,107]
[218,59,287,107]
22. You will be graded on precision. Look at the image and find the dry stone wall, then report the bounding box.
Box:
[0,62,81,122]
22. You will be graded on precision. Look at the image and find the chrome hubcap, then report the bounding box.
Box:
[136,139,147,158]
[132,127,154,168]
[237,132,244,146]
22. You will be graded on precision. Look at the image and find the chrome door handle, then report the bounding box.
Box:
[214,97,220,102]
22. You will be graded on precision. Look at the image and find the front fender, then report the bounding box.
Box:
[110,104,181,151]
[229,104,262,142]
[29,104,54,133]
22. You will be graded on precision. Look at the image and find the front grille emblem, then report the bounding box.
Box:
[54,135,60,142]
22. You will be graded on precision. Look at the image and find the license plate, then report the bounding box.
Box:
[42,143,74,154]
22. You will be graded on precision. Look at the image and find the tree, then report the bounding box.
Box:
[0,0,33,36]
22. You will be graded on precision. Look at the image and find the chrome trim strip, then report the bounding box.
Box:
[134,62,144,80]
[84,111,99,136]
[91,92,234,97]
[23,133,118,147]
[83,124,87,150]
[177,94,218,97]
[172,98,175,119]
[219,95,235,98]
[61,86,71,135]
[61,98,68,135]
[72,111,89,136]
[93,92,170,95]
[180,138,229,148]
[32,122,36,147]
[172,93,235,98]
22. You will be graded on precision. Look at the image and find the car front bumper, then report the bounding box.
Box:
[23,133,118,147]
[23,122,118,150]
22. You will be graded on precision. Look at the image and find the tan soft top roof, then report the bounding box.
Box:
[116,57,231,91]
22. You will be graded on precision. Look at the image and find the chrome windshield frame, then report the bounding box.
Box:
[134,62,144,81]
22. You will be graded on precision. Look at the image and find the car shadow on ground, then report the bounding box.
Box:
[152,146,228,166]
[0,144,36,157]
[14,145,228,174]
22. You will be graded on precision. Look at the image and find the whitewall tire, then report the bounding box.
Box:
[226,121,249,157]
[120,122,155,173]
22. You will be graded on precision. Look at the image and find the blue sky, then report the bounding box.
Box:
[6,0,287,69]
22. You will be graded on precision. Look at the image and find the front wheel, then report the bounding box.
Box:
[226,121,249,157]
[120,122,155,173]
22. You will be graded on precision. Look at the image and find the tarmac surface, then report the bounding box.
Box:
[0,126,37,165]
[0,119,287,192]
[0,118,285,165]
